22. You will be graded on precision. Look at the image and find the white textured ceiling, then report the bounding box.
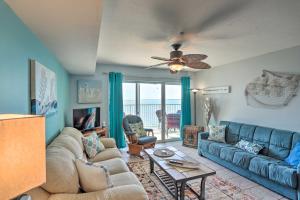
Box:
[6,0,102,75]
[5,0,300,74]
[97,0,300,70]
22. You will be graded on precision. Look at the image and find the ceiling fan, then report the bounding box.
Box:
[148,42,211,73]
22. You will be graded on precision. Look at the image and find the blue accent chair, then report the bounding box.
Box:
[198,121,300,200]
[123,115,157,156]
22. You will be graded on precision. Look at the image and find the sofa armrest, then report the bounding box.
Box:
[48,185,148,200]
[100,138,117,148]
[298,163,300,198]
[198,131,209,140]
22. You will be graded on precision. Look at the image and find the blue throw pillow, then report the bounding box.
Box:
[285,142,300,168]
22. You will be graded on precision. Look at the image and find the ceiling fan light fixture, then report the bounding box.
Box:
[169,61,184,71]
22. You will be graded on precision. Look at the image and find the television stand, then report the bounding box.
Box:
[82,127,108,138]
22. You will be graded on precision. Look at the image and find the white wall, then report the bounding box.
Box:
[67,64,189,126]
[192,46,300,132]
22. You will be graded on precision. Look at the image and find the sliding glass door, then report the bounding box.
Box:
[165,84,181,140]
[123,81,181,142]
[140,83,162,140]
[123,83,136,115]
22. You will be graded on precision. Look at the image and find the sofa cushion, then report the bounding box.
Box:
[199,139,214,152]
[292,132,300,149]
[60,127,84,150]
[249,155,281,178]
[138,136,157,145]
[88,148,122,162]
[75,159,113,192]
[269,163,298,188]
[220,146,243,162]
[95,158,129,175]
[225,122,242,144]
[232,151,256,169]
[100,138,117,148]
[239,124,256,142]
[268,129,293,160]
[110,172,143,187]
[42,146,80,194]
[49,134,84,159]
[48,185,148,200]
[252,127,272,155]
[208,142,231,157]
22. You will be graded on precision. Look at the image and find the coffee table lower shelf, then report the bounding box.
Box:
[153,169,207,200]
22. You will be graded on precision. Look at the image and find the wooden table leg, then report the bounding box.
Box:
[180,181,186,200]
[174,182,179,200]
[200,177,207,200]
[149,158,154,173]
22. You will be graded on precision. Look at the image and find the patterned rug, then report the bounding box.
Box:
[127,156,256,200]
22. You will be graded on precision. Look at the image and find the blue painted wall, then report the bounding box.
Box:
[0,1,70,143]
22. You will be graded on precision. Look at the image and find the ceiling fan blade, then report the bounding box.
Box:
[144,2,183,42]
[151,56,171,61]
[145,62,170,70]
[186,61,211,69]
[185,1,251,34]
[182,54,208,62]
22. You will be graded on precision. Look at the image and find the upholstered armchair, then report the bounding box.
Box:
[123,115,157,156]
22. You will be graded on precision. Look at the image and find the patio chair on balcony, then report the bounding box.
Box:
[155,110,163,128]
[123,115,157,156]
[166,113,181,137]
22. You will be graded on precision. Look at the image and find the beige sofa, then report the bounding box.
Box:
[27,127,148,200]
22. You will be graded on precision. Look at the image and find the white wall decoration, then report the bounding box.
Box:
[202,86,231,95]
[245,70,300,108]
[77,80,101,103]
[30,60,57,116]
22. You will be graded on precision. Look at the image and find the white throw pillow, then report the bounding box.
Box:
[208,125,226,143]
[75,159,113,192]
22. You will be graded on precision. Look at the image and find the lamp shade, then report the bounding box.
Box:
[191,88,200,93]
[0,114,46,199]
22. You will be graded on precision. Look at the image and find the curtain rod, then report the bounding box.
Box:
[101,72,191,79]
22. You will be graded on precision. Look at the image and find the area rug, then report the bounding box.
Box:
[127,156,256,200]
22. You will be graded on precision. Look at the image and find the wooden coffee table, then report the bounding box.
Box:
[144,146,215,200]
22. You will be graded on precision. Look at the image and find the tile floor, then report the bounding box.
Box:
[121,141,289,200]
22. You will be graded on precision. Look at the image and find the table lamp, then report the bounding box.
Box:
[0,114,46,200]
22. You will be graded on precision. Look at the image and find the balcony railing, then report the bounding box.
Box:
[124,104,181,128]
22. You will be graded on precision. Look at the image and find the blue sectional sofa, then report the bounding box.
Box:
[198,121,300,200]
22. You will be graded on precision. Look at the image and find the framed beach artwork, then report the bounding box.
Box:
[30,60,58,116]
[77,80,101,103]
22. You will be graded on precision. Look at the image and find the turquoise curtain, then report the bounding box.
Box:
[180,76,192,139]
[109,72,126,148]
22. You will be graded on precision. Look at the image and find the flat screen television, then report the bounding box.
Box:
[73,107,100,131]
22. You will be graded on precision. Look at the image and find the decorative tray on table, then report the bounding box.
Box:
[153,148,175,157]
[166,159,200,169]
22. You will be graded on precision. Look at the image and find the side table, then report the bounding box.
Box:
[182,125,204,148]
